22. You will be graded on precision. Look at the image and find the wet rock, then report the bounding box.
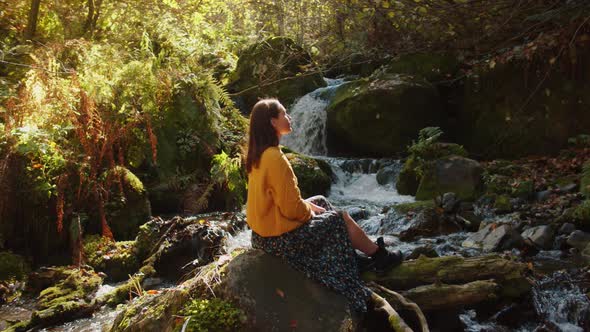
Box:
[29,267,103,328]
[462,224,524,252]
[398,208,462,241]
[566,230,590,251]
[285,152,332,198]
[558,223,576,235]
[218,250,359,332]
[83,236,140,282]
[416,156,484,201]
[441,192,460,213]
[142,212,246,279]
[142,277,164,290]
[406,245,439,260]
[457,210,482,232]
[535,190,552,202]
[347,207,369,221]
[376,164,398,186]
[521,225,555,250]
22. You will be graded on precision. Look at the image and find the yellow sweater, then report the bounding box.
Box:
[246,146,312,237]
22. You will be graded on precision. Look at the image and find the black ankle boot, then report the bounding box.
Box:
[369,237,403,273]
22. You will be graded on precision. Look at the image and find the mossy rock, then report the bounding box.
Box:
[227,36,326,113]
[0,251,30,281]
[179,298,247,332]
[392,200,435,214]
[285,153,332,198]
[415,156,484,201]
[453,56,590,158]
[375,53,460,82]
[326,74,443,156]
[82,235,140,282]
[484,174,512,196]
[101,166,151,240]
[571,200,590,231]
[510,180,533,199]
[30,267,102,328]
[396,158,420,196]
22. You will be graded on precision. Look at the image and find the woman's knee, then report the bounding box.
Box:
[306,195,333,210]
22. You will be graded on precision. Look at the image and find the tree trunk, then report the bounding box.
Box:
[362,254,531,293]
[25,0,42,41]
[401,280,500,311]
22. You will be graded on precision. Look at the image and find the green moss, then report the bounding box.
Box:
[0,251,30,281]
[285,153,332,198]
[572,200,590,230]
[510,180,533,199]
[82,235,140,282]
[494,195,512,213]
[484,174,512,195]
[396,157,420,195]
[393,200,435,214]
[326,75,442,156]
[180,298,246,332]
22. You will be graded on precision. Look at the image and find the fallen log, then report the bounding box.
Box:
[401,280,499,311]
[362,254,531,298]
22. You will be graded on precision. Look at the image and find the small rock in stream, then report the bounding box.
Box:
[567,230,590,251]
[558,223,576,235]
[521,225,555,250]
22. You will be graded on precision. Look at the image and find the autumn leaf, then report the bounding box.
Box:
[276,288,285,298]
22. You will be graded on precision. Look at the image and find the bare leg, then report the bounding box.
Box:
[341,211,378,256]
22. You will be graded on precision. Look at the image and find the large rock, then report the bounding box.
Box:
[398,207,462,241]
[520,225,555,250]
[416,156,484,201]
[462,224,524,252]
[83,236,140,282]
[217,250,359,332]
[326,74,443,156]
[284,152,332,198]
[227,36,326,113]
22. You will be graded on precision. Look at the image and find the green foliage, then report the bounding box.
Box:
[581,161,590,198]
[209,151,247,209]
[406,127,466,177]
[180,298,246,332]
[0,251,30,281]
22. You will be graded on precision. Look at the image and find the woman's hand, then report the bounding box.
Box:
[309,201,326,215]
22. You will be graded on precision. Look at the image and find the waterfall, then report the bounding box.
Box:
[280,78,345,156]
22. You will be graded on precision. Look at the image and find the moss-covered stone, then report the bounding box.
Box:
[571,200,590,231]
[510,180,533,199]
[227,36,326,113]
[415,156,483,201]
[326,74,443,156]
[30,267,102,327]
[392,200,435,214]
[83,235,140,282]
[0,251,30,281]
[285,152,332,198]
[396,157,420,195]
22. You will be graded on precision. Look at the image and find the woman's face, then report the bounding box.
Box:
[270,105,292,137]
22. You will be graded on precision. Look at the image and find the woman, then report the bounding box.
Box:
[245,98,403,313]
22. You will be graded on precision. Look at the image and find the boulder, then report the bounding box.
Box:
[285,152,332,198]
[558,223,576,235]
[326,74,443,156]
[217,250,359,332]
[82,236,140,282]
[227,36,326,113]
[415,156,484,201]
[566,230,590,251]
[377,53,460,82]
[520,225,555,250]
[462,224,524,252]
[376,164,399,186]
[398,207,462,241]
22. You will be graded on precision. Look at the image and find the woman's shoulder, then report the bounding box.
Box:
[260,146,286,165]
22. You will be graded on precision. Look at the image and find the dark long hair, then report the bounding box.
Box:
[246,99,282,173]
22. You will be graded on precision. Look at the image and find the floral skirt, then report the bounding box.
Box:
[251,195,372,313]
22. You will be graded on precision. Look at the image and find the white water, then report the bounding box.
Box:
[280,78,345,156]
